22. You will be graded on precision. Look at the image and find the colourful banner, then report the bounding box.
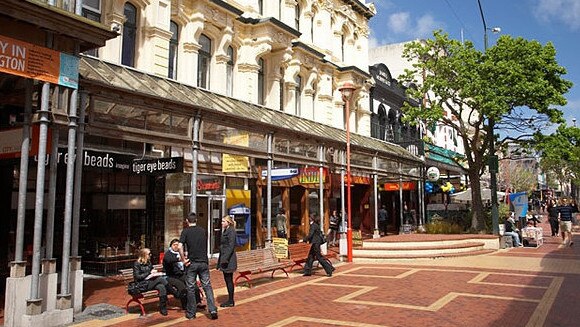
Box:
[509,192,528,218]
[0,34,79,89]
[299,167,327,184]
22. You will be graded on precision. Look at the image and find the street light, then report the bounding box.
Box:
[339,82,356,262]
[478,0,501,235]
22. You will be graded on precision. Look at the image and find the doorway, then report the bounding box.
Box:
[196,196,225,257]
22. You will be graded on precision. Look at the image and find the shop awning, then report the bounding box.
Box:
[424,143,466,173]
[79,56,422,165]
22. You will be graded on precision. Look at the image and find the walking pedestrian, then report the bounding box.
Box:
[133,248,170,316]
[547,199,559,237]
[218,215,238,307]
[378,205,388,236]
[302,214,335,277]
[327,210,340,246]
[557,199,574,246]
[179,212,218,320]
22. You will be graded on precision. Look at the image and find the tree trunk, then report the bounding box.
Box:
[468,169,485,231]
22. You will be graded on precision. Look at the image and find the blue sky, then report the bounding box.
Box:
[368,0,580,129]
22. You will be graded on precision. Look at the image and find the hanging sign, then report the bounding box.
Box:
[383,182,416,191]
[261,168,299,181]
[0,34,79,89]
[299,167,327,184]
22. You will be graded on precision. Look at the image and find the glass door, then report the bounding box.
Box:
[207,196,225,257]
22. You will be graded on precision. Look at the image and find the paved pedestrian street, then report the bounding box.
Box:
[71,234,580,327]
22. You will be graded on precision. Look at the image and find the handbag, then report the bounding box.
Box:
[127,281,141,296]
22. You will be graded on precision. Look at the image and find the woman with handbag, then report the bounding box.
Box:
[133,247,170,315]
[302,214,335,277]
[217,215,238,307]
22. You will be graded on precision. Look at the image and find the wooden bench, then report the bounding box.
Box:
[287,242,333,272]
[120,264,163,316]
[234,248,292,288]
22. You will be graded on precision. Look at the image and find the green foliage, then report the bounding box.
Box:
[535,125,580,186]
[399,30,572,231]
[424,219,462,234]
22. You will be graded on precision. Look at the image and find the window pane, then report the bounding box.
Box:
[168,21,179,78]
[122,3,137,67]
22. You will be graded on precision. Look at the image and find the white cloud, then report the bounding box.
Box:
[533,0,580,30]
[384,12,441,41]
[388,12,411,34]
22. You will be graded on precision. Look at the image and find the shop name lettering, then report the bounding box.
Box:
[0,41,26,72]
[132,159,177,174]
[35,151,127,169]
[197,180,221,191]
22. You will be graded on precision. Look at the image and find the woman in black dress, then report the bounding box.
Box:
[133,247,170,315]
[217,215,238,307]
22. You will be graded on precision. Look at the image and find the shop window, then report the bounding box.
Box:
[122,3,137,67]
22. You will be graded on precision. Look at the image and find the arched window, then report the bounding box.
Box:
[197,34,211,89]
[387,109,397,141]
[295,4,301,30]
[258,58,265,105]
[311,83,317,120]
[258,0,263,15]
[294,75,302,116]
[279,68,284,110]
[168,21,179,79]
[121,2,137,67]
[341,34,346,62]
[226,46,234,97]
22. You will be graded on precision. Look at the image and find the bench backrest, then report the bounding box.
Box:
[119,264,162,285]
[288,243,310,260]
[237,248,279,271]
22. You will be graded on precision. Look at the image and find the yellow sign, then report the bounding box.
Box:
[222,133,249,172]
[272,237,288,259]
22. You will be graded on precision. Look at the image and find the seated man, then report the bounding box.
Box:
[504,214,523,247]
[163,239,204,309]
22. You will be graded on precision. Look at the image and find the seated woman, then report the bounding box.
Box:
[504,214,523,247]
[133,247,170,316]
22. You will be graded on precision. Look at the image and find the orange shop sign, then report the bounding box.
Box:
[0,34,78,89]
[383,182,416,191]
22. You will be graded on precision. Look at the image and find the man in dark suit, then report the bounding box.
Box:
[302,214,335,277]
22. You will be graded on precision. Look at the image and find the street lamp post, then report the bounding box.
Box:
[339,82,356,262]
[478,0,501,235]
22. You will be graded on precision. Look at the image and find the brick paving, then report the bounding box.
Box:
[3,214,580,326]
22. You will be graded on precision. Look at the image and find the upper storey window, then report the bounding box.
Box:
[82,0,101,57]
[168,21,179,79]
[258,58,265,105]
[226,46,234,97]
[294,4,301,30]
[121,3,137,67]
[198,34,211,89]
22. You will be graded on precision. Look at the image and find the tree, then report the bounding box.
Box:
[498,161,538,194]
[399,31,572,231]
[535,125,580,192]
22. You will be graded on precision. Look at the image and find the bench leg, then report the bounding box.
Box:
[234,273,252,288]
[126,297,146,316]
[271,268,289,279]
[290,263,303,273]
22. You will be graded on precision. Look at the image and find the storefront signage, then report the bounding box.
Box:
[0,125,43,159]
[132,157,183,175]
[197,177,222,191]
[350,175,370,185]
[299,167,327,184]
[222,133,249,172]
[0,34,79,89]
[261,168,299,181]
[272,237,288,259]
[383,182,416,191]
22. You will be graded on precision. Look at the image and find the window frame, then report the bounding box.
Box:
[121,2,138,67]
[197,34,212,89]
[168,21,179,79]
[226,46,234,97]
